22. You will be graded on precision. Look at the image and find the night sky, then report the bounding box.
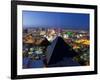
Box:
[22,11,89,30]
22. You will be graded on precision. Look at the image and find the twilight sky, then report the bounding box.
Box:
[22,11,89,30]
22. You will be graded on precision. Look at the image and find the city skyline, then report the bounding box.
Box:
[23,11,89,30]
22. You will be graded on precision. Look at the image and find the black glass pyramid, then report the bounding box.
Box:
[46,36,80,67]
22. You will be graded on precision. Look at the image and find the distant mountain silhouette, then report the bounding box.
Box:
[46,36,80,67]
